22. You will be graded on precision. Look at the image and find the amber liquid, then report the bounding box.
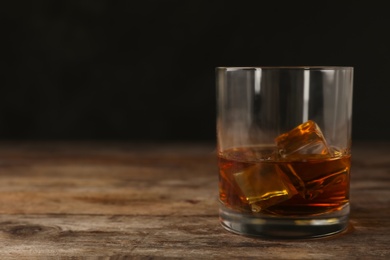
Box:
[218,146,350,216]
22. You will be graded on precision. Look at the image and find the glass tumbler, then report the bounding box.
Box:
[216,67,353,238]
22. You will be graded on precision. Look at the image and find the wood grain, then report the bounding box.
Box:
[0,141,389,259]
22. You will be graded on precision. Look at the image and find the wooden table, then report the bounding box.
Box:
[0,141,388,259]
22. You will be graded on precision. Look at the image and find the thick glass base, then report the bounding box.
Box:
[219,203,350,239]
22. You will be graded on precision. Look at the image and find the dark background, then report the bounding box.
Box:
[1,1,389,142]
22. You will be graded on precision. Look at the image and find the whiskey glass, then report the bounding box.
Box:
[216,67,353,238]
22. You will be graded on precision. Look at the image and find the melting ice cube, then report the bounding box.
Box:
[233,163,297,212]
[302,157,350,200]
[275,120,330,159]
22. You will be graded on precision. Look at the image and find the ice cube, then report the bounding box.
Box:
[279,160,349,200]
[275,120,330,159]
[233,163,297,212]
[304,167,349,199]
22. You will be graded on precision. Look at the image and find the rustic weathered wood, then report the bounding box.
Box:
[0,141,389,259]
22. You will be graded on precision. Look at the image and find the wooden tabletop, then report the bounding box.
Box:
[0,141,388,259]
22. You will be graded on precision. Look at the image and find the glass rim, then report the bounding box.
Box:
[217,66,353,71]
